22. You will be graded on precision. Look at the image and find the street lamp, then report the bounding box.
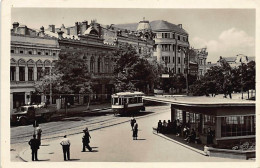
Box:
[179,47,190,95]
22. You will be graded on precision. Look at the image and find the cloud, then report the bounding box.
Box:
[191,28,255,62]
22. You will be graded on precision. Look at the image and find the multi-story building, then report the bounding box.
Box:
[152,20,189,74]
[44,20,116,103]
[112,19,190,75]
[103,19,154,58]
[216,55,255,68]
[193,47,208,77]
[10,22,60,111]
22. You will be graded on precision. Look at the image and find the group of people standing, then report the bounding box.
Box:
[157,119,182,135]
[130,117,138,140]
[28,123,93,161]
[157,119,215,145]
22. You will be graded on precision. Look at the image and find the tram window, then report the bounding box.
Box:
[119,98,122,105]
[129,98,136,104]
[137,97,142,103]
[114,98,118,105]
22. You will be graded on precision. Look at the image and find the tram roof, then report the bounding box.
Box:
[143,95,255,107]
[112,91,144,97]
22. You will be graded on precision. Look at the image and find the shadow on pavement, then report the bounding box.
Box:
[67,159,80,161]
[118,111,154,117]
[36,159,50,161]
[86,150,98,152]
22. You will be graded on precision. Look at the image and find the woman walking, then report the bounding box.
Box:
[82,127,92,152]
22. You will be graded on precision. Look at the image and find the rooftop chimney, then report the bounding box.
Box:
[178,24,182,29]
[12,22,19,29]
[49,25,55,33]
[39,26,45,37]
[75,22,79,35]
[57,29,64,39]
[82,20,88,34]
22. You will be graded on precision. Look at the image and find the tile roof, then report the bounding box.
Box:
[114,20,188,35]
[150,20,188,35]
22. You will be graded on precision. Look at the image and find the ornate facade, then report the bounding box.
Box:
[102,19,154,58]
[44,22,116,101]
[10,23,60,111]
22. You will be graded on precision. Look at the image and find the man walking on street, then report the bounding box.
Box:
[60,135,70,161]
[133,121,138,140]
[82,127,92,152]
[28,134,40,161]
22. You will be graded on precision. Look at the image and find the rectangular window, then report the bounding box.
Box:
[10,66,16,81]
[28,67,34,81]
[178,68,181,73]
[38,52,41,55]
[178,57,181,64]
[37,67,43,80]
[178,36,180,40]
[28,51,32,55]
[53,53,56,56]
[11,50,14,53]
[221,116,255,137]
[19,67,25,81]
[20,50,24,54]
[45,67,50,75]
[176,110,183,122]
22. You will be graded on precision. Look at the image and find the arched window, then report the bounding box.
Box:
[18,59,26,81]
[97,57,101,73]
[105,57,109,73]
[90,56,95,73]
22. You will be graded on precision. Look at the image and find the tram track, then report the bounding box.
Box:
[11,105,170,144]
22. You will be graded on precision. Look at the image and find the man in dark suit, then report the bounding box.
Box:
[28,134,41,161]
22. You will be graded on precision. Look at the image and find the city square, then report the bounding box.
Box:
[1,4,257,168]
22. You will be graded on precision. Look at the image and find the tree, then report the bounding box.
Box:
[113,43,163,94]
[35,51,93,108]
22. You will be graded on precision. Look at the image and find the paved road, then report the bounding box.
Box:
[11,105,170,161]
[14,104,253,162]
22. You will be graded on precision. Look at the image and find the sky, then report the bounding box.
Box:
[11,8,255,63]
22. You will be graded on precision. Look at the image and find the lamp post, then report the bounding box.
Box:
[179,47,190,95]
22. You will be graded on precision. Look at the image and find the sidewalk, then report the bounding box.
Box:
[19,109,248,162]
[53,102,111,118]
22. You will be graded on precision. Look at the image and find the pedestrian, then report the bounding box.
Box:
[157,120,162,133]
[35,124,42,143]
[133,121,138,140]
[207,127,214,146]
[176,119,181,136]
[162,120,167,133]
[60,135,70,161]
[28,134,40,161]
[82,127,92,152]
[130,117,136,130]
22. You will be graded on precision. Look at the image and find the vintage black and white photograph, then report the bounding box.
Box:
[1,0,258,167]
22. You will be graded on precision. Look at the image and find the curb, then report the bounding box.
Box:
[83,107,111,113]
[153,132,207,156]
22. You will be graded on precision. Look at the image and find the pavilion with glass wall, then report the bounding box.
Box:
[144,96,255,148]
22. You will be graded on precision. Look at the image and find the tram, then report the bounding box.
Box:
[111,91,145,115]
